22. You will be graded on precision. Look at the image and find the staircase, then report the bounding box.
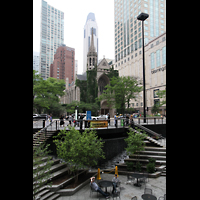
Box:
[33,157,69,200]
[118,146,166,176]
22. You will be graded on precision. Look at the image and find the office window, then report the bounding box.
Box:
[162,46,166,65]
[151,52,155,69]
[156,50,160,67]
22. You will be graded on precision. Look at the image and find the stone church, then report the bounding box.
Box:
[60,28,116,117]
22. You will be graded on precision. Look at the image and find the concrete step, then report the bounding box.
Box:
[35,189,50,200]
[138,150,166,156]
[46,193,60,200]
[129,154,166,161]
[144,146,166,152]
[124,158,166,165]
[33,162,66,181]
[33,159,60,170]
[40,191,55,200]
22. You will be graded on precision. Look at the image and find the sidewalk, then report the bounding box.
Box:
[56,173,166,200]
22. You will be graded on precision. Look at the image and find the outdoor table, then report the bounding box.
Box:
[141,194,157,200]
[131,173,145,187]
[98,180,113,194]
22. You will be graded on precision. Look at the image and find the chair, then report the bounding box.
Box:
[126,174,133,184]
[90,186,98,197]
[112,191,121,199]
[144,187,152,194]
[143,172,149,183]
[158,194,166,200]
[131,196,137,200]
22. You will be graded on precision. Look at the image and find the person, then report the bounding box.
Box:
[68,115,72,126]
[90,177,110,198]
[126,114,129,126]
[59,115,64,127]
[130,115,135,129]
[114,113,117,128]
[49,114,52,123]
[112,174,121,194]
[108,113,110,126]
[79,113,84,130]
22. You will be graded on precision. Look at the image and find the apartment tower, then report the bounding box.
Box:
[50,44,75,85]
[40,0,64,79]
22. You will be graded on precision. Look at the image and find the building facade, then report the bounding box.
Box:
[40,0,64,80]
[83,12,98,74]
[114,0,166,115]
[33,51,40,73]
[50,44,75,85]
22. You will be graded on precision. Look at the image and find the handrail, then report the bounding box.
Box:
[135,123,165,139]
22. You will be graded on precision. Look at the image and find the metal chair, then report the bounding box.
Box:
[90,186,98,197]
[112,191,121,199]
[144,187,152,194]
[126,174,133,184]
[158,194,166,200]
[131,196,137,200]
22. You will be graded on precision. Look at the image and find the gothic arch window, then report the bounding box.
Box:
[90,58,92,66]
[93,58,95,66]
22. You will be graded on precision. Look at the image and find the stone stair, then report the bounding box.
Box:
[33,130,56,147]
[118,146,166,176]
[33,157,69,200]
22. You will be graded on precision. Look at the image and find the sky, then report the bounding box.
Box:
[33,0,114,74]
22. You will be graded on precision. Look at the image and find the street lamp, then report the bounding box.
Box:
[137,12,149,123]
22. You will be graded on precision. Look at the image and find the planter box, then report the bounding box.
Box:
[56,171,97,196]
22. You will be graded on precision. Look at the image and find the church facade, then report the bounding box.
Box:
[61,28,117,117]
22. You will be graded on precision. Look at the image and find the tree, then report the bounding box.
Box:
[33,70,65,113]
[124,127,147,171]
[156,89,166,106]
[53,126,105,183]
[33,138,53,199]
[97,76,143,115]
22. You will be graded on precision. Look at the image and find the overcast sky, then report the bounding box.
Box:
[33,0,114,74]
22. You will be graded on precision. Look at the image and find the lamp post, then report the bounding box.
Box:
[137,12,149,123]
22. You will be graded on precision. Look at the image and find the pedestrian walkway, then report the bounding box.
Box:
[56,173,166,200]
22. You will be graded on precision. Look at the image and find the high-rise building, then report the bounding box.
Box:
[40,0,64,80]
[83,12,98,74]
[50,44,75,85]
[33,51,40,73]
[114,0,166,115]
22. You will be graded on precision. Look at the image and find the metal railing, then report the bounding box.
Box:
[33,117,166,132]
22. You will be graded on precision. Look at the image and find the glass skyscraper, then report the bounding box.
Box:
[114,0,166,64]
[39,0,64,79]
[83,12,98,74]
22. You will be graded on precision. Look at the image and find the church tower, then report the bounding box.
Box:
[87,27,97,70]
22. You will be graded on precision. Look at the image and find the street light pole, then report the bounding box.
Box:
[137,12,149,123]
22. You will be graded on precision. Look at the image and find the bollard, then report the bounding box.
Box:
[97,168,101,180]
[115,166,118,177]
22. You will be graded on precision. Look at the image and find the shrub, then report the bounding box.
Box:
[147,162,155,173]
[126,162,134,171]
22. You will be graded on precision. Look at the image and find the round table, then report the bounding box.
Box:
[98,180,113,194]
[141,194,157,200]
[131,173,145,187]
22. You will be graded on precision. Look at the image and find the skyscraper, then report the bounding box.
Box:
[114,0,166,69]
[114,0,166,115]
[40,0,64,80]
[83,12,98,74]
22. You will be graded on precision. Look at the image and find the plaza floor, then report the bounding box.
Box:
[56,173,166,200]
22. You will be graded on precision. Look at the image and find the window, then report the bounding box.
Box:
[151,52,155,69]
[156,50,160,67]
[162,46,166,65]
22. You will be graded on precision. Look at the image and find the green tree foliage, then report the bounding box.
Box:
[124,127,147,159]
[53,126,105,182]
[33,70,65,114]
[156,89,166,106]
[33,138,53,199]
[97,76,143,115]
